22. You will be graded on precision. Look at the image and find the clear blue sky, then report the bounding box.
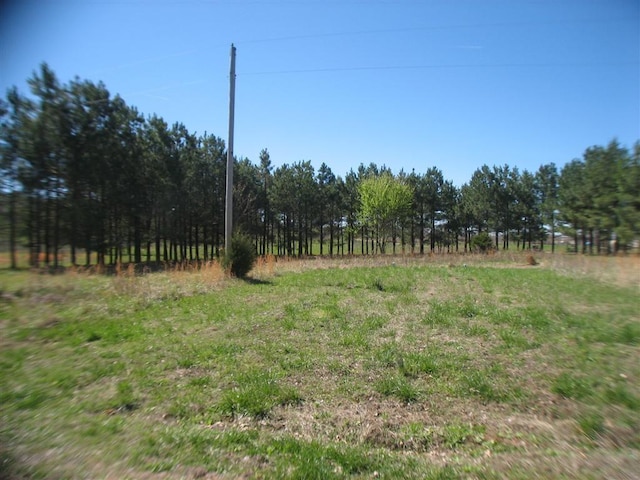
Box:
[1,0,638,186]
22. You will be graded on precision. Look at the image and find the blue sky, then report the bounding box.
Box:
[1,0,638,186]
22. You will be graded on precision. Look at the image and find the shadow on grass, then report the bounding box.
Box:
[241,276,273,286]
[0,438,30,479]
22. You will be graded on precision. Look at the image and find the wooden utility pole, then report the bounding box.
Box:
[225,43,236,253]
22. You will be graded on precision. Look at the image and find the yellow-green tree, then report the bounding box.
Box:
[358,173,413,254]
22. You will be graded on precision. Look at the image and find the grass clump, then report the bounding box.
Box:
[218,370,302,419]
[604,383,640,410]
[267,437,382,479]
[111,380,139,412]
[577,410,605,441]
[375,375,420,403]
[551,372,591,400]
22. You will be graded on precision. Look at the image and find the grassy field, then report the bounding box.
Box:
[1,253,639,479]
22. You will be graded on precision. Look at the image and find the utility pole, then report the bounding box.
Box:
[225,43,236,253]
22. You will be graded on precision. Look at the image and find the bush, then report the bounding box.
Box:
[471,232,493,253]
[222,234,257,278]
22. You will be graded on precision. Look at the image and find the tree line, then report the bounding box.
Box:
[1,64,638,268]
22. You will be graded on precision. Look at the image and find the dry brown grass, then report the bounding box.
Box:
[263,251,640,290]
[2,247,637,290]
[114,260,228,301]
[252,254,277,278]
[542,252,640,290]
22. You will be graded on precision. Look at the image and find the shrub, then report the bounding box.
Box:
[222,234,257,278]
[471,232,493,253]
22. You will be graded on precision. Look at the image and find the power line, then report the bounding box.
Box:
[61,17,635,79]
[233,17,634,45]
[240,60,639,76]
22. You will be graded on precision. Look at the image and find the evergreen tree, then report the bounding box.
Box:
[559,159,590,252]
[536,163,559,252]
[615,142,640,251]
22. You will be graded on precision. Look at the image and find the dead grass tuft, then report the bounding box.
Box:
[197,260,227,285]
[107,260,229,302]
[253,255,276,278]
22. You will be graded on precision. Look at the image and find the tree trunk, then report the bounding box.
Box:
[53,185,61,269]
[430,214,436,252]
[134,215,142,263]
[203,223,209,261]
[419,211,425,254]
[34,200,43,267]
[44,190,51,266]
[329,219,334,256]
[319,213,324,256]
[8,192,18,269]
[551,215,556,253]
[195,223,200,261]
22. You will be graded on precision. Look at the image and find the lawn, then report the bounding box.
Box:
[1,253,639,479]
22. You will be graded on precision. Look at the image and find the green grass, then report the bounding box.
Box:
[1,256,639,479]
[218,369,303,418]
